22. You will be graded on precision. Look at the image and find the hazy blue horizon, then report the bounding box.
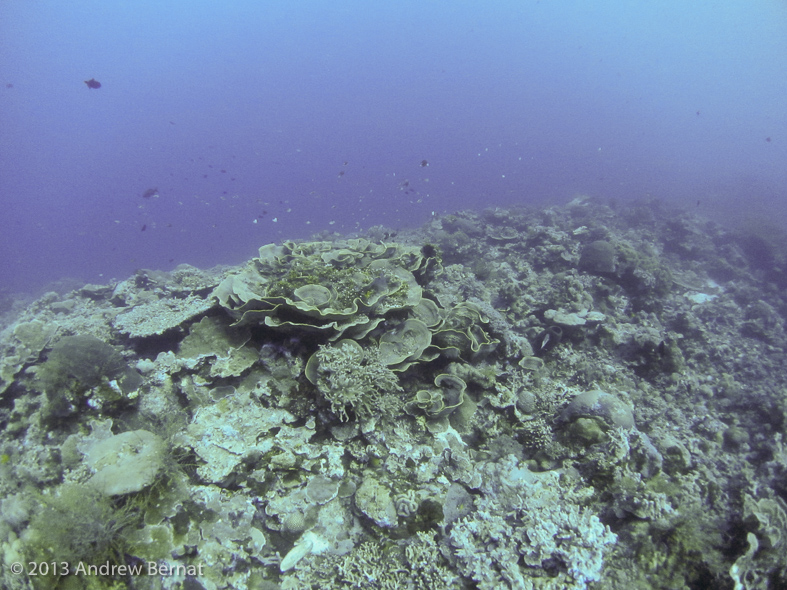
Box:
[3,0,787,294]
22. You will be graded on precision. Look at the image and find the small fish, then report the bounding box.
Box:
[84,78,101,89]
[141,224,147,231]
[420,159,429,167]
[540,332,552,350]
[141,188,158,199]
[534,326,563,355]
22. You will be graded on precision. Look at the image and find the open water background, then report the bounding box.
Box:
[2,0,787,293]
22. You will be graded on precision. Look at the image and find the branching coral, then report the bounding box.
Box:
[305,340,402,421]
[447,455,616,589]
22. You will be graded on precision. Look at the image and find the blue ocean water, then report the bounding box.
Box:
[2,0,787,293]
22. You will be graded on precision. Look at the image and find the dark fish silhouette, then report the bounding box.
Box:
[141,188,158,199]
[84,78,101,89]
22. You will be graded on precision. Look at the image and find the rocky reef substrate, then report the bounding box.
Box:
[1,196,787,590]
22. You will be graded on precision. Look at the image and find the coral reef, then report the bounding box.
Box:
[1,198,787,589]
